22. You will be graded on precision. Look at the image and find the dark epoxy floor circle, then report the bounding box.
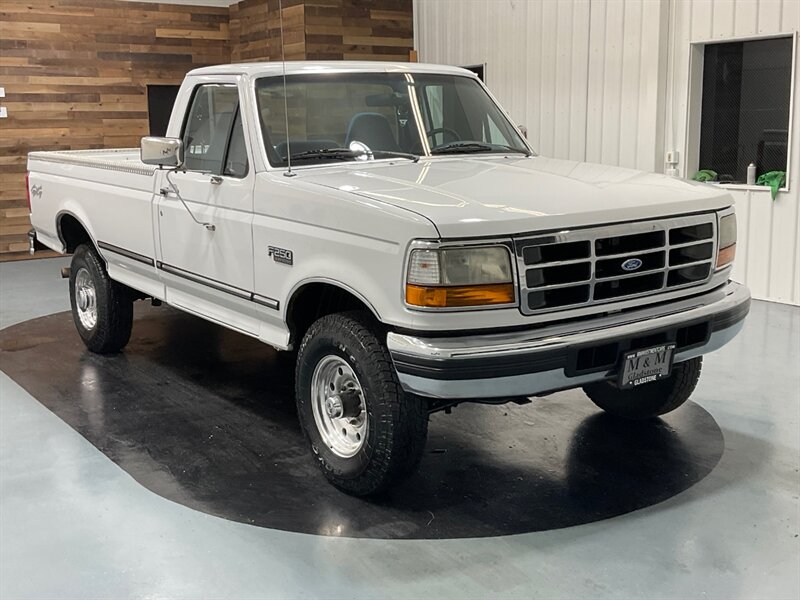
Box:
[0,305,725,539]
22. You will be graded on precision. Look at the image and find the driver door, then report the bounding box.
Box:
[156,80,258,334]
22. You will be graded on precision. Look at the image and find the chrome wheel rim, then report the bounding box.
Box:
[74,267,98,330]
[310,355,368,458]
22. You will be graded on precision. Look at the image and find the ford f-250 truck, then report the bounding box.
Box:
[27,62,750,496]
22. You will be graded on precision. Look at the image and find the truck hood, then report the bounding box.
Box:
[297,156,733,238]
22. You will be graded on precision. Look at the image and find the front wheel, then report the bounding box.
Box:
[295,312,428,496]
[69,243,133,354]
[582,357,702,420]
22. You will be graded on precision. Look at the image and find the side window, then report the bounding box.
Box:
[223,110,249,178]
[182,84,240,175]
[424,85,444,129]
[484,115,506,144]
[422,85,447,146]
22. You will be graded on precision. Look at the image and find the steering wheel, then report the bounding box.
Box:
[426,127,461,146]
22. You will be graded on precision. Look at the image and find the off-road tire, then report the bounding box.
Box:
[582,357,703,420]
[295,311,429,496]
[69,243,133,354]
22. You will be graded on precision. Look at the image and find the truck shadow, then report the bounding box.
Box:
[0,304,734,539]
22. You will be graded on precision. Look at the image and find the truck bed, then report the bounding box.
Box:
[28,148,156,177]
[28,147,161,301]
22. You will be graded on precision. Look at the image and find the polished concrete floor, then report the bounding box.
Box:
[1,257,799,599]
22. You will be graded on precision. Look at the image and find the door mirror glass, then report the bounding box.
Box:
[141,136,184,168]
[348,140,373,160]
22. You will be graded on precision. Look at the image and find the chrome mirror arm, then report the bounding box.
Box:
[162,169,216,232]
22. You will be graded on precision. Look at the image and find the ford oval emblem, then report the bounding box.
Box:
[621,258,643,272]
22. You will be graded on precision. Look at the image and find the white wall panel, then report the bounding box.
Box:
[416,0,670,169]
[414,0,799,305]
[415,0,594,160]
[667,0,800,304]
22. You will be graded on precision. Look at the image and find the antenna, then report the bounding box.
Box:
[278,0,295,177]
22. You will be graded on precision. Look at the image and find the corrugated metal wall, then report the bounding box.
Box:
[414,0,800,305]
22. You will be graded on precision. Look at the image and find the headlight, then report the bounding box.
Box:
[406,245,515,308]
[717,213,737,268]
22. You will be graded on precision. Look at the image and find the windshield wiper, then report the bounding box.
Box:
[430,142,531,156]
[285,148,419,162]
[285,148,356,161]
[372,150,420,162]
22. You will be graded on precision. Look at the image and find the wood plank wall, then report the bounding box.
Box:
[229,0,305,62]
[0,0,412,256]
[0,0,230,254]
[229,0,412,62]
[304,0,412,61]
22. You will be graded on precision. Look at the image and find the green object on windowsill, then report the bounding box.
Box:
[755,171,786,200]
[693,169,718,182]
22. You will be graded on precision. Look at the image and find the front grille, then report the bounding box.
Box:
[515,214,717,314]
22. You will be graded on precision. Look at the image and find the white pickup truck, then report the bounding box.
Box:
[28,61,750,496]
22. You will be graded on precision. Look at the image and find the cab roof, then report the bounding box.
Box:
[188,61,477,79]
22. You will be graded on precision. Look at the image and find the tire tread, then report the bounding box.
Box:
[296,311,428,496]
[70,244,133,354]
[583,357,702,419]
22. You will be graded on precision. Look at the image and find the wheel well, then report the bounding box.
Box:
[58,214,92,253]
[287,283,379,346]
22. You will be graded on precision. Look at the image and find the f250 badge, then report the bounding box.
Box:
[268,246,293,265]
[31,184,43,199]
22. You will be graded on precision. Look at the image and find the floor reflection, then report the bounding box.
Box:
[0,304,724,539]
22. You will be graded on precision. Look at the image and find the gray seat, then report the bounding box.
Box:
[344,113,400,152]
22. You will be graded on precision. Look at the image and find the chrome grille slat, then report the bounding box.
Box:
[667,258,713,269]
[594,248,667,259]
[669,239,715,250]
[527,280,593,292]
[528,257,594,268]
[515,214,717,314]
[595,266,668,281]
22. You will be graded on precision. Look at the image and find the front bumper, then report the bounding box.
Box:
[387,281,750,400]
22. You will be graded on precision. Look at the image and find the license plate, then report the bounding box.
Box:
[618,343,676,389]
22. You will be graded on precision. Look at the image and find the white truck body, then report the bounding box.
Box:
[28,61,749,402]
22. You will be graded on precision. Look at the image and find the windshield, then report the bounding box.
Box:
[255,72,529,167]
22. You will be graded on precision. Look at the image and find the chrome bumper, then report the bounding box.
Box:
[387,281,750,400]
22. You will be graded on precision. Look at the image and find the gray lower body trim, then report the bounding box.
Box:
[98,241,154,266]
[395,323,743,400]
[388,281,750,400]
[157,261,280,310]
[94,241,281,312]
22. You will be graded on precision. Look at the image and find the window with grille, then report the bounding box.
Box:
[698,36,793,185]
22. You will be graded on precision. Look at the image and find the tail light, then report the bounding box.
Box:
[25,172,31,212]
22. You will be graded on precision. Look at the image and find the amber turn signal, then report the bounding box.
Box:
[717,244,736,268]
[406,283,515,308]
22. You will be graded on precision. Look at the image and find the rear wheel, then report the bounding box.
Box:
[582,357,702,420]
[295,311,428,496]
[69,243,133,354]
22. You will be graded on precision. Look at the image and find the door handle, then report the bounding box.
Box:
[210,175,223,185]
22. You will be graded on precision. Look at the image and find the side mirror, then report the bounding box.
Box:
[141,136,184,168]
[348,140,373,161]
[518,125,528,139]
